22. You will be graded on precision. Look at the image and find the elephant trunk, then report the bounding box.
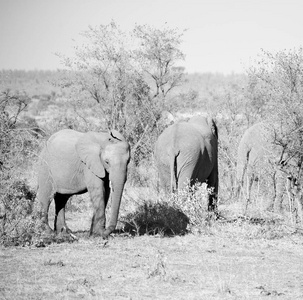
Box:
[102,169,126,238]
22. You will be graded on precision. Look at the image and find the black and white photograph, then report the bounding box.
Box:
[1,0,303,299]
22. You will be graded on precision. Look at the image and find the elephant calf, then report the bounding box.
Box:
[37,129,130,239]
[154,115,218,211]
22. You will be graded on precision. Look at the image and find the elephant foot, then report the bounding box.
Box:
[90,227,112,240]
[208,196,218,213]
[267,202,275,212]
[90,230,107,239]
[208,203,217,212]
[57,226,78,241]
[41,222,55,236]
[90,233,108,240]
[100,228,113,239]
[55,220,72,234]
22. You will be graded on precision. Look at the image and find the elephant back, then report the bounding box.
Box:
[46,129,83,157]
[154,122,194,165]
[238,122,269,163]
[188,115,218,139]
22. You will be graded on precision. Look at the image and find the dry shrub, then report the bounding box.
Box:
[121,201,189,236]
[120,182,297,240]
[120,183,216,236]
[0,179,45,246]
[167,183,216,229]
[0,90,46,246]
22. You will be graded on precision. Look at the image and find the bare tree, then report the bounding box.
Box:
[57,21,186,168]
[133,24,186,101]
[247,48,303,224]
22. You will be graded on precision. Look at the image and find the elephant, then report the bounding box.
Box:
[236,122,287,212]
[154,115,218,211]
[37,129,130,239]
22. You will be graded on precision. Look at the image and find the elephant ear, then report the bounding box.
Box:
[207,117,218,139]
[75,134,105,178]
[109,129,126,142]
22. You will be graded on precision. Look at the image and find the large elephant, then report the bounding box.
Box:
[154,115,218,210]
[236,122,286,212]
[37,129,130,239]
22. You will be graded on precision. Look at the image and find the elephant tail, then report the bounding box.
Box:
[170,150,180,193]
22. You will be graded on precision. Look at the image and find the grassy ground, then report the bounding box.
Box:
[1,197,303,300]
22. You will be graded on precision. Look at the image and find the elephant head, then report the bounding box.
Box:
[75,130,130,237]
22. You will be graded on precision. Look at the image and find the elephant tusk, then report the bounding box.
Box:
[70,232,78,240]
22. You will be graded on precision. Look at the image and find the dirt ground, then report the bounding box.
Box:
[1,209,303,300]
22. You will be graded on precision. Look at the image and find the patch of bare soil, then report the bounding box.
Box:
[1,229,303,299]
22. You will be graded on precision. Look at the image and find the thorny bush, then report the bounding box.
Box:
[121,183,215,236]
[0,90,43,246]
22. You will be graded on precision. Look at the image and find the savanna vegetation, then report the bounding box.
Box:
[1,22,303,299]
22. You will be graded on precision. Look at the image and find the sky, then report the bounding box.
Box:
[0,0,302,74]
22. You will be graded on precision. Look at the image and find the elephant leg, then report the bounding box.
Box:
[36,180,54,234]
[274,174,285,213]
[208,193,218,212]
[274,193,284,213]
[158,162,170,193]
[88,177,109,236]
[245,173,254,212]
[207,169,218,212]
[54,193,71,233]
[267,173,277,212]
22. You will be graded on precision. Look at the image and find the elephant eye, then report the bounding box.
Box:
[104,159,110,165]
